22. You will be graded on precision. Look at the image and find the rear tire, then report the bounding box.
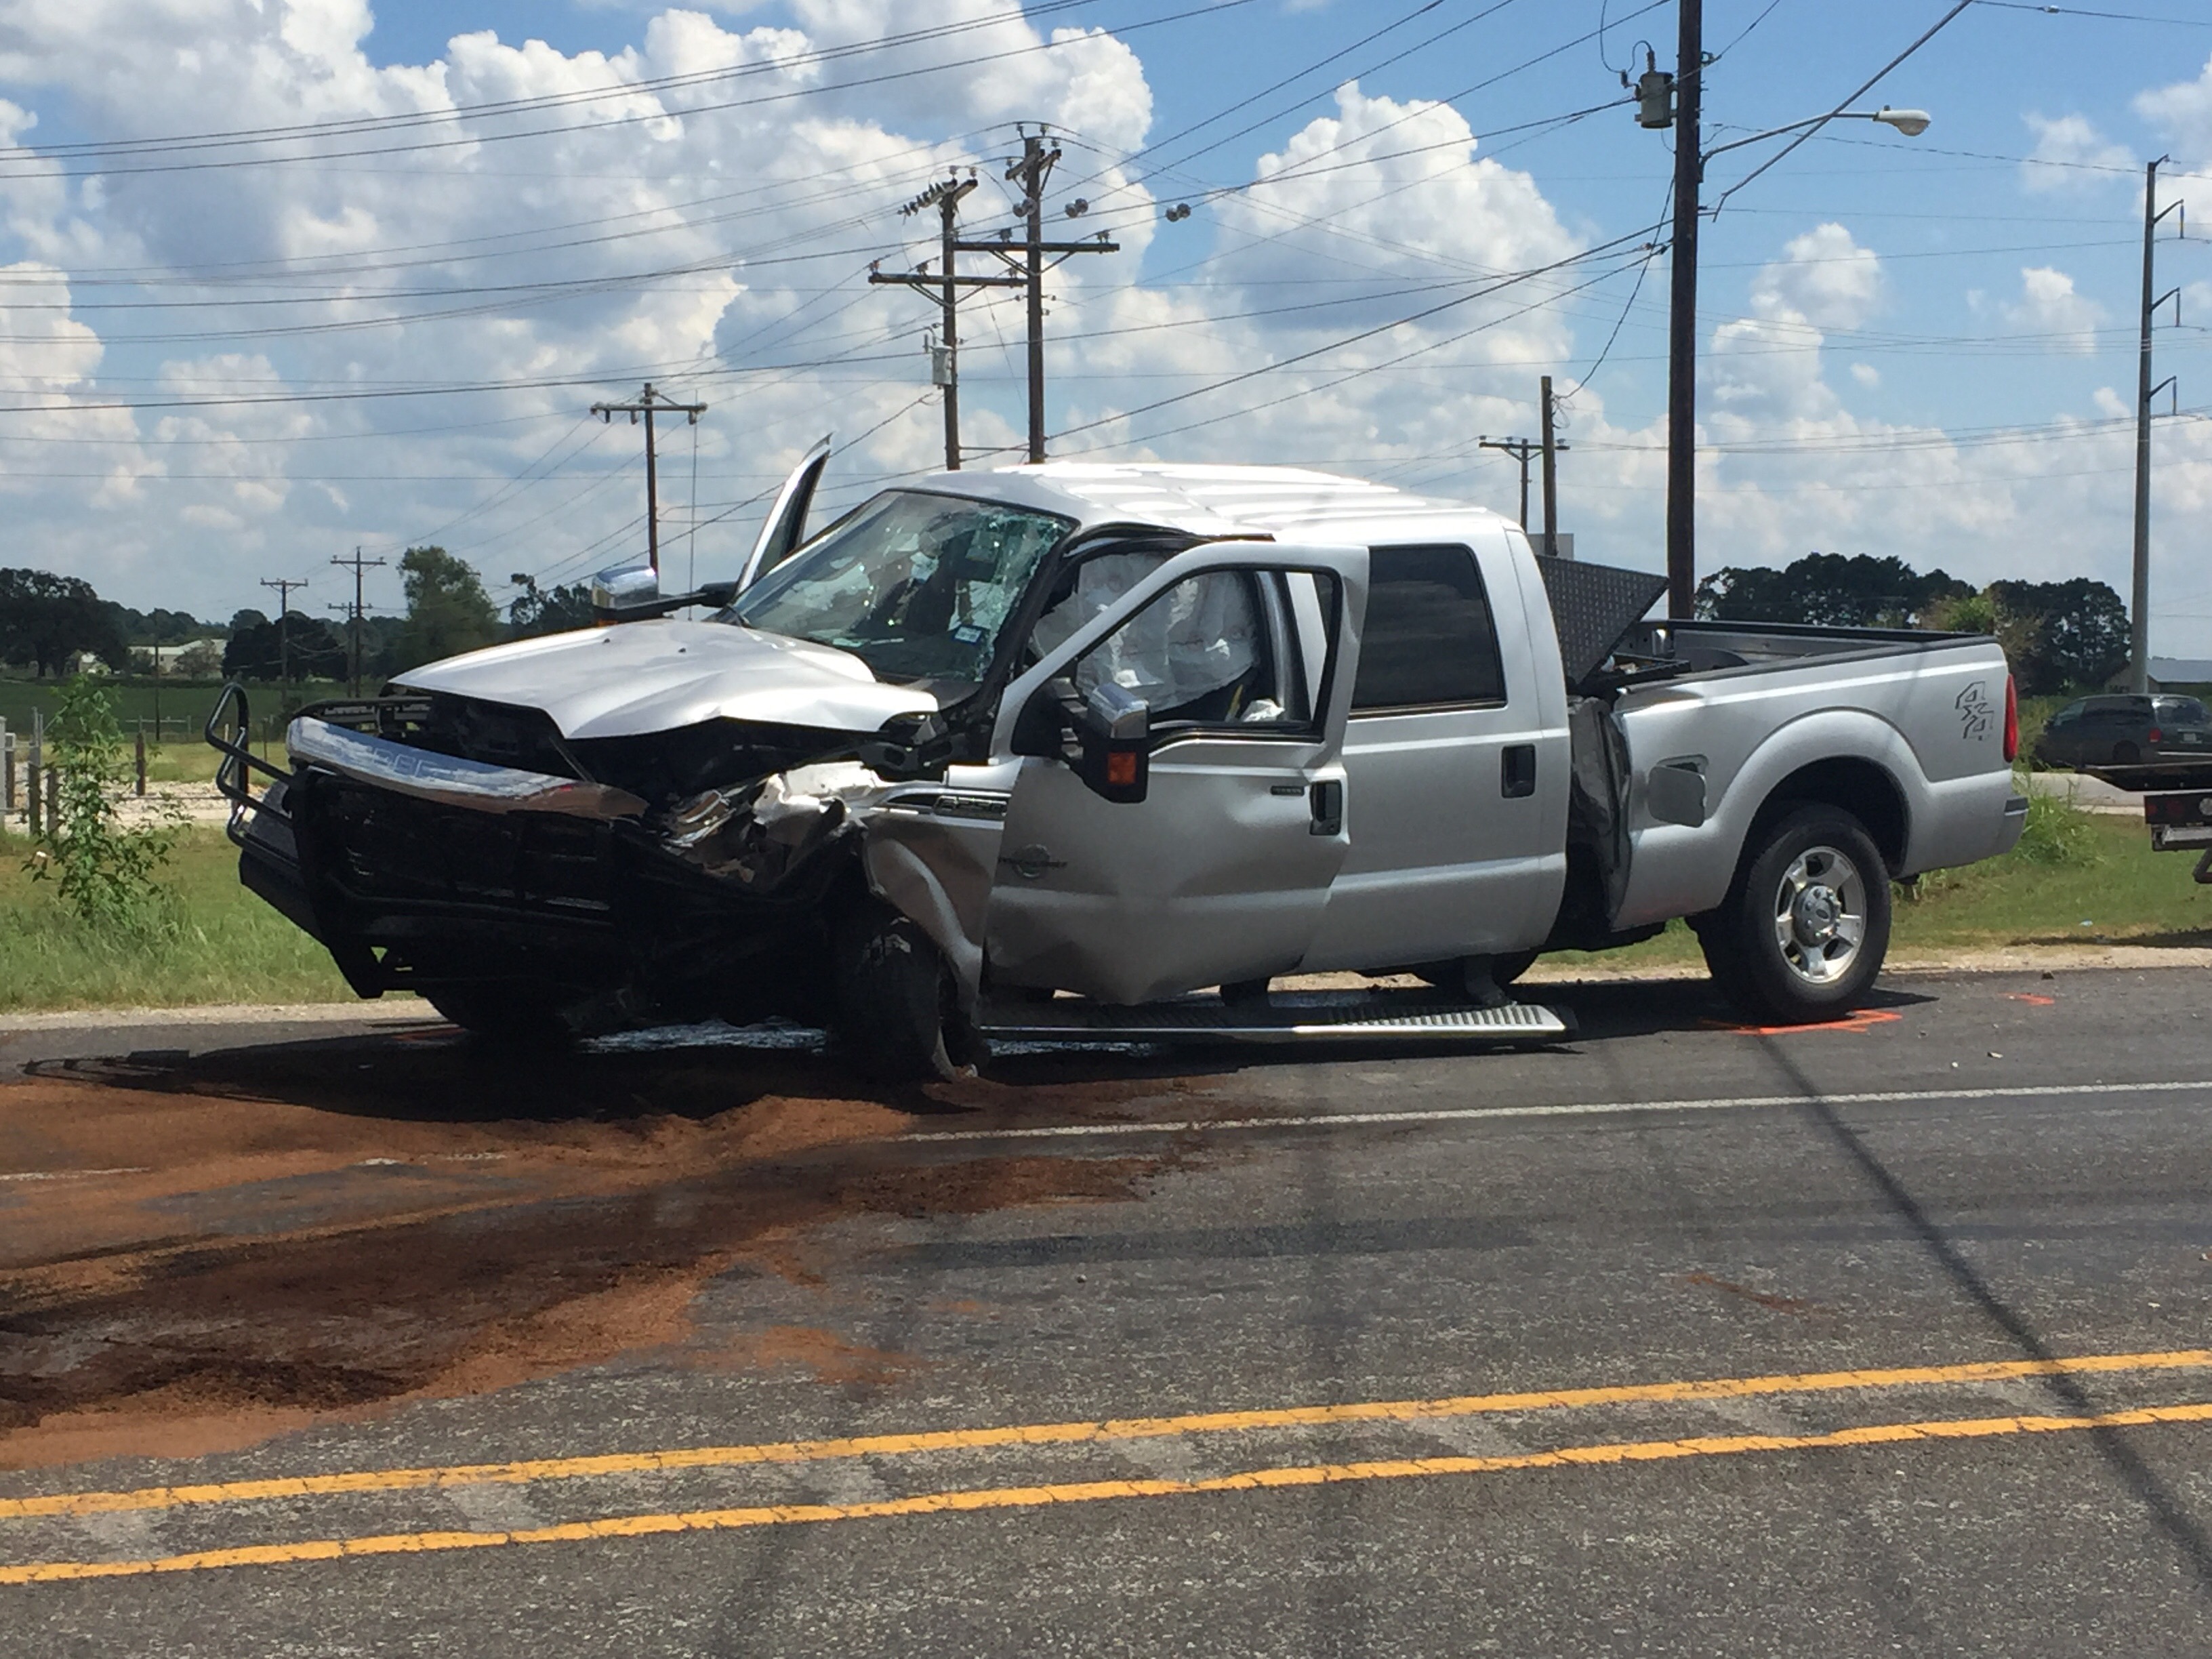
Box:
[1701,804,1891,1024]
[832,903,972,1083]
[423,983,574,1046]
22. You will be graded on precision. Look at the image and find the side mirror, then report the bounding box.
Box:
[1071,680,1149,804]
[592,564,740,623]
[1010,684,1068,758]
[591,562,660,620]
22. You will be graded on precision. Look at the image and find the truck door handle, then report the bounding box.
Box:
[1309,779,1343,836]
[1501,745,1536,800]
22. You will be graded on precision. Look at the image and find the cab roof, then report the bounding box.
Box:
[905,461,1513,544]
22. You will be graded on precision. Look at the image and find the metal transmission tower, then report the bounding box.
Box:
[869,172,1015,470]
[2129,157,2185,694]
[330,547,387,696]
[259,577,308,697]
[591,383,705,575]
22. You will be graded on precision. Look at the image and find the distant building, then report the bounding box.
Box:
[2148,658,2212,691]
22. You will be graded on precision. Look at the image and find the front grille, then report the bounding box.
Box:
[319,777,615,914]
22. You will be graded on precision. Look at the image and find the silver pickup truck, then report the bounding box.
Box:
[211,459,2026,1076]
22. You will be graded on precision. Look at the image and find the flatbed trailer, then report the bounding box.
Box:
[2082,760,2212,884]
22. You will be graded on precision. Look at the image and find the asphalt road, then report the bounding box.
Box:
[4,964,2212,1656]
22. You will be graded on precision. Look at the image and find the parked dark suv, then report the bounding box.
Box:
[2032,693,2212,769]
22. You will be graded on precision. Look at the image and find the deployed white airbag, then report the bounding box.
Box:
[1030,554,1258,712]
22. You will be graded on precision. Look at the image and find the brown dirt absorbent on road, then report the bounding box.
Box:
[0,1036,1189,1471]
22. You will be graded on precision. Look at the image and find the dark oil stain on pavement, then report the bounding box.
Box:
[0,1037,1202,1471]
[1684,1270,1820,1317]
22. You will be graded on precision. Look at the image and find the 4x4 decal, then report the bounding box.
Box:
[1956,680,1994,742]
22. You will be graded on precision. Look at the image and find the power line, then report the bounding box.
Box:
[1975,0,2212,23]
[0,0,1269,182]
[1047,227,1662,449]
[0,2,1160,165]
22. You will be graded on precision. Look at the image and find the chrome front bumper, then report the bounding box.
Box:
[285,716,647,822]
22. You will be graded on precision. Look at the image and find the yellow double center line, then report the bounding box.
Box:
[5,1348,2209,1585]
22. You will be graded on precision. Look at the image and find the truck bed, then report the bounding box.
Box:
[1590,619,2021,935]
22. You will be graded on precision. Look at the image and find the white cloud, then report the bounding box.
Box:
[1702,225,1881,428]
[1748,222,1883,331]
[2005,266,2107,354]
[2020,112,2135,194]
[2136,52,2212,159]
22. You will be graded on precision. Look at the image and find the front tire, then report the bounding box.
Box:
[1700,805,1891,1024]
[832,903,973,1083]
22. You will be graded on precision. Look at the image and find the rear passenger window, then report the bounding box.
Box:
[1351,544,1506,710]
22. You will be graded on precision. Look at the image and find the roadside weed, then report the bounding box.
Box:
[28,676,184,928]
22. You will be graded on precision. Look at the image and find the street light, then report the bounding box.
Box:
[1660,100,1933,617]
[1702,106,1933,165]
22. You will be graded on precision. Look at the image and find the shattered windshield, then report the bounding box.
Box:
[727,491,1072,684]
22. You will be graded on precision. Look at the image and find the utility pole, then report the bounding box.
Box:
[330,546,386,697]
[1666,0,1704,618]
[260,577,308,701]
[871,173,1010,470]
[2130,156,2183,693]
[1540,374,1570,560]
[1477,436,1539,529]
[1017,131,1055,463]
[871,132,1117,467]
[592,383,705,576]
[971,129,1118,463]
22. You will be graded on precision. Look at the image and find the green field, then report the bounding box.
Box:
[0,675,333,752]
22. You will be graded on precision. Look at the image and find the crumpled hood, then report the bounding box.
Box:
[393,619,939,739]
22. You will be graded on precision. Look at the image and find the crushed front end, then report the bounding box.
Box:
[209,683,909,1031]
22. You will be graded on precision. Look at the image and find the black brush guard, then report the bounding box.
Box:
[206,683,846,1012]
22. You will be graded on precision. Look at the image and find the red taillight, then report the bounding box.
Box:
[2150,728,2163,743]
[2003,676,2019,762]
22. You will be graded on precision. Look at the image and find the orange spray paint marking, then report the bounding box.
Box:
[1701,1008,1903,1038]
[2005,994,2056,1006]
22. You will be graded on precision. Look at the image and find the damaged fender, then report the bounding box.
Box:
[856,772,1017,1012]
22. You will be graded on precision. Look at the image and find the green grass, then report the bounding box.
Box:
[0,825,354,1010]
[1897,812,2211,947]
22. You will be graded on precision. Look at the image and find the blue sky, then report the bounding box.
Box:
[1,0,2209,647]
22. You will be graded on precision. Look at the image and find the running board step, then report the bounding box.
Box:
[977,993,1573,1045]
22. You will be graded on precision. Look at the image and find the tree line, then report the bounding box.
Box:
[0,551,598,684]
[1694,554,2129,694]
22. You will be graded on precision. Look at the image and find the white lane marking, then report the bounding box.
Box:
[907,1080,2212,1143]
[0,1166,151,1183]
